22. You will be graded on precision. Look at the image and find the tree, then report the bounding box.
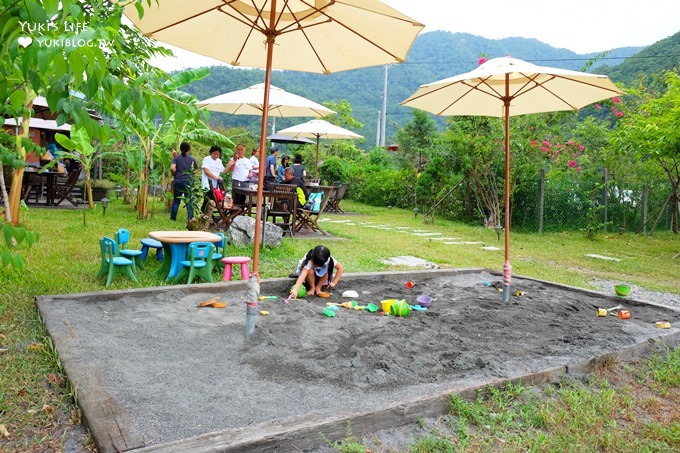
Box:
[613,72,680,233]
[0,0,172,226]
[396,109,437,170]
[107,68,233,219]
[441,116,504,226]
[55,127,116,214]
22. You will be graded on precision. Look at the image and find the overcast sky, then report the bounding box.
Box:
[149,0,680,71]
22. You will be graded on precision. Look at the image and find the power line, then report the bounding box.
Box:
[399,54,680,66]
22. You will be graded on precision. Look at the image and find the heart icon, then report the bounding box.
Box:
[18,36,32,48]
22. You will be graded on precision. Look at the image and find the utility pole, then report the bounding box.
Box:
[375,111,381,147]
[380,64,388,147]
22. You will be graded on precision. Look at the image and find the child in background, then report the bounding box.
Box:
[290,245,344,297]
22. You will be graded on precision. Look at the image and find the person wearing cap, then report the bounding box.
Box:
[264,146,278,190]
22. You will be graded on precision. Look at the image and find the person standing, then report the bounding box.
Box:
[277,155,290,183]
[226,143,251,205]
[264,147,278,189]
[200,145,227,212]
[248,147,260,184]
[292,154,306,179]
[170,141,198,221]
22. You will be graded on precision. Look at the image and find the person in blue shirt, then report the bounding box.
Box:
[264,147,278,189]
[277,154,290,183]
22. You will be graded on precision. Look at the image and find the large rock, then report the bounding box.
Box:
[228,215,283,247]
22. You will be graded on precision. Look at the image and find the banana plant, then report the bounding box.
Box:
[56,128,115,223]
[111,68,233,219]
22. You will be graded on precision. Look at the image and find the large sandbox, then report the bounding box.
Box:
[36,269,679,452]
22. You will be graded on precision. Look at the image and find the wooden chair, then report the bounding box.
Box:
[210,187,243,230]
[294,188,331,235]
[54,170,80,207]
[326,182,349,213]
[267,183,298,237]
[21,172,43,204]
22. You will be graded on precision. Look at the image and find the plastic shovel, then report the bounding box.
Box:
[326,301,353,309]
[363,303,378,312]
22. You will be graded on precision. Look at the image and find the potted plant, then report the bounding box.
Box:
[86,179,115,201]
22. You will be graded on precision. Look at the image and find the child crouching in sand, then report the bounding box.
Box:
[290,245,344,297]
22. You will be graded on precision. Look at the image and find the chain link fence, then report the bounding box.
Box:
[395,170,675,234]
[511,169,673,233]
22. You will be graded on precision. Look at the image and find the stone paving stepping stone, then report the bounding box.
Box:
[585,253,621,261]
[482,246,502,251]
[381,255,436,267]
[411,232,442,237]
[443,241,484,245]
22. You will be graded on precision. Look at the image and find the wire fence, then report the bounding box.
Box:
[512,170,674,234]
[401,170,675,234]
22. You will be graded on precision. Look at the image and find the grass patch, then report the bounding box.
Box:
[1,198,678,450]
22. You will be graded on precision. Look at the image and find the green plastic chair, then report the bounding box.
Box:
[115,228,144,270]
[211,232,226,272]
[174,241,216,284]
[98,237,138,288]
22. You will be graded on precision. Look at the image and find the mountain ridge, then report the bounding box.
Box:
[182,29,676,147]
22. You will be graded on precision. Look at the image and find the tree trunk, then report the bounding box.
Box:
[670,182,679,234]
[8,108,33,226]
[0,163,11,224]
[136,141,152,220]
[85,175,94,209]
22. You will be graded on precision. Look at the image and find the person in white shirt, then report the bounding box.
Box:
[248,147,260,183]
[226,143,252,205]
[201,145,226,212]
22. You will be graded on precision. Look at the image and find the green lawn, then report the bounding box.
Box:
[1,198,678,451]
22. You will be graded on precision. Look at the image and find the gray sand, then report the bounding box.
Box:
[37,269,680,451]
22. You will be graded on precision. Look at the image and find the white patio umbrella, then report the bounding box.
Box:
[402,56,623,302]
[197,83,334,119]
[121,0,423,272]
[277,119,363,177]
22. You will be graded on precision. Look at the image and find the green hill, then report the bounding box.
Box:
[595,31,680,86]
[182,30,672,147]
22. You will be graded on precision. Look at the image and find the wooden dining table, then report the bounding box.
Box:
[232,186,272,217]
[23,168,63,206]
[148,230,221,281]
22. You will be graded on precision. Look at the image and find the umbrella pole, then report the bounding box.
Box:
[314,136,320,179]
[502,77,512,303]
[252,2,277,275]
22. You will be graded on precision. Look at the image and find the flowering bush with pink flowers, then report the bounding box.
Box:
[529,137,585,172]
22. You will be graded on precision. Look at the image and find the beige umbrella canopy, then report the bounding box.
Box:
[197,83,334,118]
[122,0,424,272]
[277,119,363,177]
[402,56,622,302]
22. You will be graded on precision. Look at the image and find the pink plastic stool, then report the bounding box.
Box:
[221,256,251,281]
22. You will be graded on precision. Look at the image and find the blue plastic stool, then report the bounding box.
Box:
[140,238,164,262]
